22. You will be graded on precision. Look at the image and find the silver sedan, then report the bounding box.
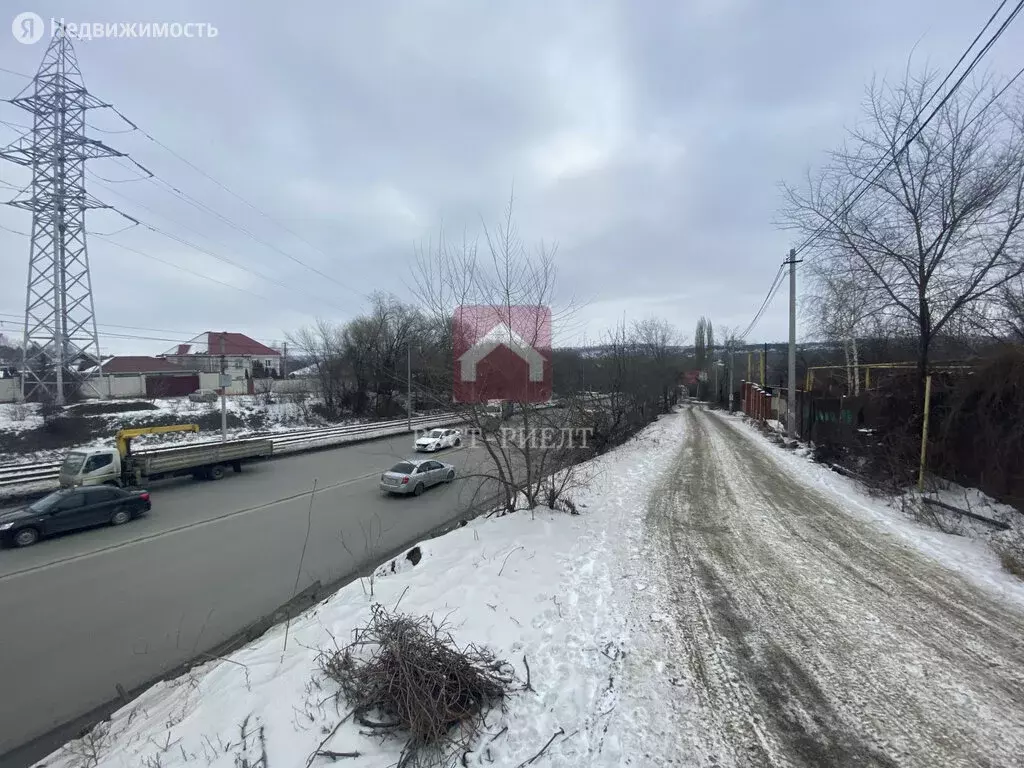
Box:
[379,458,456,496]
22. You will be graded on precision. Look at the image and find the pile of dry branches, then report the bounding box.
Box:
[321,604,515,766]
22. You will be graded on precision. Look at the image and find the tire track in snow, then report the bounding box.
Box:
[705,412,1024,720]
[649,405,1024,767]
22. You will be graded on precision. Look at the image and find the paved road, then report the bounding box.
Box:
[644,407,1024,767]
[0,432,501,764]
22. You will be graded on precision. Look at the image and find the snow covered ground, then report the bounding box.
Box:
[0,401,45,434]
[0,395,338,466]
[718,411,1024,610]
[31,405,1024,768]
[37,413,689,768]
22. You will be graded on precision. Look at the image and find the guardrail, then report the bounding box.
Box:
[0,412,466,491]
[0,402,564,493]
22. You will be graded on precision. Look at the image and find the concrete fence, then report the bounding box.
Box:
[0,374,318,404]
[254,377,317,394]
[0,378,17,403]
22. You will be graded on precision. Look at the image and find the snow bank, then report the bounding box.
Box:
[0,395,338,465]
[719,412,1024,609]
[0,402,43,434]
[38,413,689,768]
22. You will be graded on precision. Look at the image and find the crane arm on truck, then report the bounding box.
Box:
[116,424,200,457]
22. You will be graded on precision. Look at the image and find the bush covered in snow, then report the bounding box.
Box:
[991,530,1024,580]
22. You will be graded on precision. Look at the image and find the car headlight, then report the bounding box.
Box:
[0,522,14,531]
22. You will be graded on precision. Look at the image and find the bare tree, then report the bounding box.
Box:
[803,252,887,395]
[409,192,584,514]
[717,326,743,408]
[349,292,427,416]
[286,320,349,418]
[782,70,1024,408]
[996,275,1024,342]
[693,316,715,399]
[570,319,680,453]
[961,273,1024,344]
[632,317,681,412]
[288,296,435,420]
[254,374,275,404]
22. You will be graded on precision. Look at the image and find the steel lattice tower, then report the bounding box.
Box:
[0,29,122,404]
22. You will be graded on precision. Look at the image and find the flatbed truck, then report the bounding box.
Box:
[58,424,273,488]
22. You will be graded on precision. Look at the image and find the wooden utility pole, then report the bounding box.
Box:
[918,375,933,491]
[786,248,801,439]
[220,332,227,442]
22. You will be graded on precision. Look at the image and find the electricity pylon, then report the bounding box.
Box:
[1,28,122,404]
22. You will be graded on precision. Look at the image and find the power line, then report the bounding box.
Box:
[734,3,1021,346]
[86,170,352,313]
[0,67,31,79]
[0,221,29,237]
[86,121,134,135]
[0,312,287,351]
[739,263,786,341]
[0,118,31,132]
[5,57,367,304]
[135,218,353,313]
[0,312,222,339]
[794,0,1024,258]
[109,107,368,299]
[96,154,369,305]
[89,234,277,303]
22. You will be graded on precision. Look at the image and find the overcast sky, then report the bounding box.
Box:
[1,0,1022,357]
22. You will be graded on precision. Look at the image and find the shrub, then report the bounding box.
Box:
[991,530,1024,580]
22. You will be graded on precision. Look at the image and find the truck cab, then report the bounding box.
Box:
[59,448,123,488]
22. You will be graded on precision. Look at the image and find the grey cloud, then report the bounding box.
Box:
[1,0,1021,356]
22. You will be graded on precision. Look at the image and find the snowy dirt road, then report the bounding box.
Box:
[644,406,1024,768]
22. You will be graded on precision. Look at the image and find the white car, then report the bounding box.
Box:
[414,428,462,452]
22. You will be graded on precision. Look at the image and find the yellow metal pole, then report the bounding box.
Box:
[865,367,871,389]
[917,375,932,491]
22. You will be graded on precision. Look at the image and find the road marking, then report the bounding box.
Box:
[0,448,471,581]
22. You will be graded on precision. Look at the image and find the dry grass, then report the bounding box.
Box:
[319,605,515,767]
[998,549,1024,579]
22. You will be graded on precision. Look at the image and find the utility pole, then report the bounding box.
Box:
[786,248,801,439]
[762,343,767,386]
[1,29,122,404]
[406,344,412,431]
[713,357,720,404]
[220,332,227,442]
[729,343,735,412]
[281,341,287,378]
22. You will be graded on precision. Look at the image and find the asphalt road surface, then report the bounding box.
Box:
[0,432,503,765]
[646,406,1024,767]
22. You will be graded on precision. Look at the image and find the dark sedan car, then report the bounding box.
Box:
[0,486,151,548]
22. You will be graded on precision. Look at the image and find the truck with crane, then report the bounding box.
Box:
[57,424,274,489]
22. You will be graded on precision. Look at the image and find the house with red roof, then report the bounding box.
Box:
[161,332,282,381]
